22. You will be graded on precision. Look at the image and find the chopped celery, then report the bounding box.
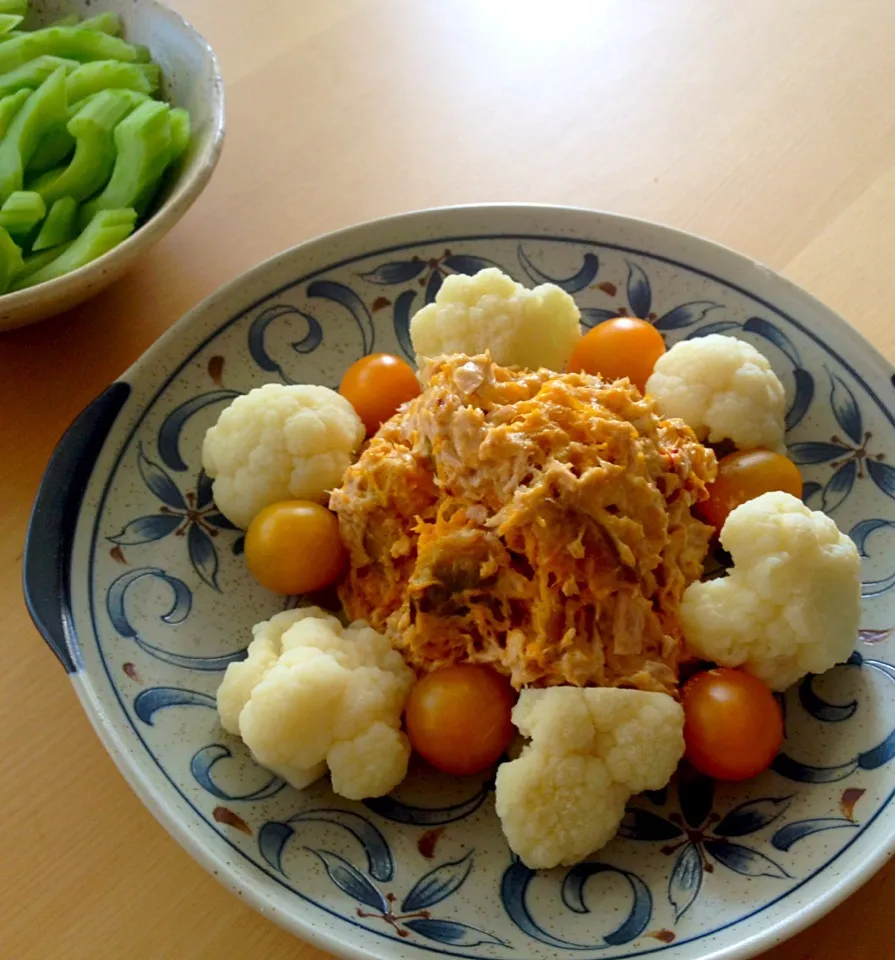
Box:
[0,87,27,137]
[0,55,78,98]
[86,99,170,215]
[11,207,136,289]
[68,85,147,118]
[133,44,151,63]
[0,65,67,201]
[32,194,75,249]
[35,89,139,205]
[168,107,190,162]
[0,27,139,74]
[76,13,121,36]
[0,223,22,292]
[0,1,26,16]
[27,121,72,171]
[18,240,72,277]
[66,59,154,103]
[0,188,43,237]
[0,13,21,35]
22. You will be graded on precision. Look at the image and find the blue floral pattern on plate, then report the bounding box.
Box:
[63,212,895,960]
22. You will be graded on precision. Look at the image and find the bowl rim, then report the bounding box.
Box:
[0,0,225,312]
[41,202,895,960]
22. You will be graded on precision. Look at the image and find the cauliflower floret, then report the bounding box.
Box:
[645,334,786,452]
[216,607,415,799]
[680,491,861,691]
[495,687,684,868]
[409,267,582,372]
[202,383,364,529]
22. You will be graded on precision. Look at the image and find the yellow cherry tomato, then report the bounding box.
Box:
[567,317,666,393]
[244,500,346,595]
[339,352,421,436]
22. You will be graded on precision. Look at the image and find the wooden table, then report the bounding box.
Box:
[4,1,895,956]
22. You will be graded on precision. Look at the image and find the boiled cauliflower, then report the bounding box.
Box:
[494,687,684,869]
[202,383,364,529]
[680,491,861,691]
[645,334,786,452]
[409,267,582,372]
[217,607,414,799]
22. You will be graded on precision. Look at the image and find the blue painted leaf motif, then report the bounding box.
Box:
[858,725,895,770]
[232,535,245,556]
[195,468,214,509]
[258,821,294,873]
[618,807,683,841]
[653,301,719,331]
[157,389,241,472]
[704,840,790,879]
[516,246,599,292]
[802,481,823,506]
[247,304,322,378]
[392,289,416,361]
[403,919,507,948]
[308,280,375,355]
[188,523,219,591]
[772,817,858,852]
[684,320,742,339]
[442,254,502,276]
[829,372,863,444]
[868,460,895,500]
[138,444,186,508]
[579,307,621,329]
[850,518,895,556]
[190,744,284,801]
[291,311,324,354]
[364,780,490,826]
[713,797,792,837]
[291,809,394,881]
[742,317,801,367]
[786,369,815,431]
[678,765,714,828]
[133,686,216,724]
[107,513,182,545]
[788,442,850,465]
[359,259,427,284]
[424,269,443,305]
[401,851,474,911]
[499,860,580,949]
[561,863,653,946]
[798,674,857,722]
[307,848,388,912]
[205,512,239,530]
[822,460,856,513]
[772,751,858,783]
[668,843,702,921]
[626,261,651,318]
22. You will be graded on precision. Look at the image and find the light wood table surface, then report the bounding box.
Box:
[4,1,895,957]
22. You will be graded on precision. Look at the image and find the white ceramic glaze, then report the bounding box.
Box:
[0,0,224,332]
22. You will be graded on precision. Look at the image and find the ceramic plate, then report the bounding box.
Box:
[25,204,895,960]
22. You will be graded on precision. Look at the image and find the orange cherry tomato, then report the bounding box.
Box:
[404,664,516,776]
[567,317,666,393]
[681,668,783,781]
[244,500,346,595]
[699,449,803,532]
[339,352,421,435]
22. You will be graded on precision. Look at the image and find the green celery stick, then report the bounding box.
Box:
[0,55,79,98]
[34,88,139,205]
[0,66,67,202]
[0,188,43,237]
[48,13,79,28]
[66,60,154,103]
[85,99,170,217]
[138,62,160,91]
[27,122,72,171]
[11,207,136,289]
[0,13,21,35]
[76,12,120,36]
[0,27,139,74]
[0,1,26,16]
[0,223,22,292]
[168,107,190,162]
[32,194,75,249]
[0,87,27,137]
[18,239,71,277]
[68,85,147,118]
[133,45,151,63]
